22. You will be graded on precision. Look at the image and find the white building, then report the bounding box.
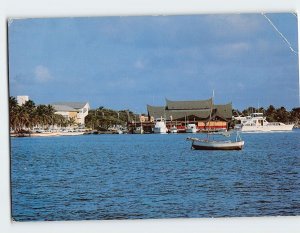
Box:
[51,102,90,125]
[17,96,29,106]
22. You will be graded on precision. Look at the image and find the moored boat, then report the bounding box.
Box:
[187,136,244,150]
[186,90,245,150]
[60,131,85,136]
[169,125,178,133]
[234,113,294,132]
[153,118,168,134]
[133,126,144,134]
[186,123,197,133]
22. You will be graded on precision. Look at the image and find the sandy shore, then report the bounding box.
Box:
[11,132,85,137]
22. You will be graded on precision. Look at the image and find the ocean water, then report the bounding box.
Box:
[11,130,300,221]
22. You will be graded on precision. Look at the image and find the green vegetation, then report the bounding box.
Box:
[85,107,136,130]
[9,96,300,133]
[9,96,75,133]
[234,105,300,124]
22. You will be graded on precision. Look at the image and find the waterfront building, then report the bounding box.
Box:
[147,98,232,131]
[131,114,149,123]
[51,102,90,125]
[17,95,29,106]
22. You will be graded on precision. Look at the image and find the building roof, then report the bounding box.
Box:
[147,105,165,119]
[166,98,212,110]
[214,103,232,120]
[147,100,232,121]
[167,109,212,120]
[51,102,89,109]
[52,104,77,112]
[147,105,212,120]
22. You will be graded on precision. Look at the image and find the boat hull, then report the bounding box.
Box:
[191,140,244,150]
[186,124,197,133]
[60,132,85,136]
[133,128,144,134]
[153,128,168,134]
[153,121,168,134]
[186,129,197,133]
[240,124,294,132]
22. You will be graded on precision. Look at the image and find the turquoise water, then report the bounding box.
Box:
[11,130,300,221]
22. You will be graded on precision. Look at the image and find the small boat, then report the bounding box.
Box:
[117,130,123,134]
[186,90,244,150]
[133,126,144,134]
[60,131,85,136]
[187,132,244,150]
[186,123,197,133]
[169,125,178,133]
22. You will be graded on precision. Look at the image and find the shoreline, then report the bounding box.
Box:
[10,132,85,137]
[10,128,299,138]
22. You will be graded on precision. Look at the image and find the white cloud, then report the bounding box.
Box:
[212,42,250,58]
[237,82,245,90]
[221,15,260,32]
[107,76,136,89]
[134,59,147,69]
[230,42,250,51]
[34,65,52,82]
[205,14,262,36]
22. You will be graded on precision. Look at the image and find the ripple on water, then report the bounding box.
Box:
[11,131,300,221]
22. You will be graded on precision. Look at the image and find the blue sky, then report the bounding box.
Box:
[8,13,299,112]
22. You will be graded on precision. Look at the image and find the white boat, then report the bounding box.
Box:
[234,113,294,132]
[153,118,168,134]
[117,130,123,134]
[187,131,244,150]
[133,126,144,134]
[169,125,178,133]
[186,123,197,133]
[60,131,85,136]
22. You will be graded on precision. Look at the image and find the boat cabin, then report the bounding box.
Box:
[250,113,264,118]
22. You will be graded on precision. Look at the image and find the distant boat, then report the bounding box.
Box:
[133,126,144,134]
[187,131,244,150]
[117,130,123,134]
[153,118,168,134]
[186,123,197,133]
[60,131,85,136]
[234,113,294,132]
[169,125,178,133]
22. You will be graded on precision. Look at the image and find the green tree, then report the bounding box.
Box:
[276,106,289,123]
[266,105,276,122]
[85,107,138,130]
[9,97,19,132]
[290,107,300,124]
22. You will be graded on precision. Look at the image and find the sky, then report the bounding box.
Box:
[8,13,299,113]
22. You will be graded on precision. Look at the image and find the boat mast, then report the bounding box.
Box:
[207,90,214,139]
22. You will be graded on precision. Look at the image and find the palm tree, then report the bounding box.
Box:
[45,105,55,128]
[36,105,49,129]
[9,97,18,132]
[23,100,36,130]
[12,105,30,133]
[67,117,76,127]
[54,114,68,128]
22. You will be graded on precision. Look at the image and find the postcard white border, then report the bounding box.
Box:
[1,0,300,233]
